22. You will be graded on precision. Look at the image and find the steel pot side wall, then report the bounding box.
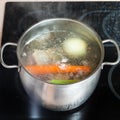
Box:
[19,66,101,111]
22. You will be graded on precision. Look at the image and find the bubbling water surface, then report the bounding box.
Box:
[20,31,101,84]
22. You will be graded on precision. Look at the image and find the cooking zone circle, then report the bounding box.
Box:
[102,11,120,41]
[108,63,120,100]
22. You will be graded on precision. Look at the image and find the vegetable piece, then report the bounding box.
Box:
[25,64,91,75]
[63,37,87,58]
[49,79,80,85]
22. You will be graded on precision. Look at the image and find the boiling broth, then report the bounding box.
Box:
[21,31,101,84]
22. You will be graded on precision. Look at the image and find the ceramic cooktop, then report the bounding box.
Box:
[0,2,120,120]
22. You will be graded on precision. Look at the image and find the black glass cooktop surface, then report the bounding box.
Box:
[1,2,120,120]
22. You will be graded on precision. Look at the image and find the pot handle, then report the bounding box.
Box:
[1,42,19,69]
[102,39,120,69]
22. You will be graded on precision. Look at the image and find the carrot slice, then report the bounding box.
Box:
[25,64,91,75]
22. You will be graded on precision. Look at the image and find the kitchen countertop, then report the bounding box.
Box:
[0,0,119,46]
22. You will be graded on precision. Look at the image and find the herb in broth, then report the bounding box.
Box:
[50,79,80,85]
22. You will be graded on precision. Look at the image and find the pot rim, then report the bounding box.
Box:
[17,18,105,85]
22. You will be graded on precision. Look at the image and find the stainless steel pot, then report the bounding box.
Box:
[1,18,120,111]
